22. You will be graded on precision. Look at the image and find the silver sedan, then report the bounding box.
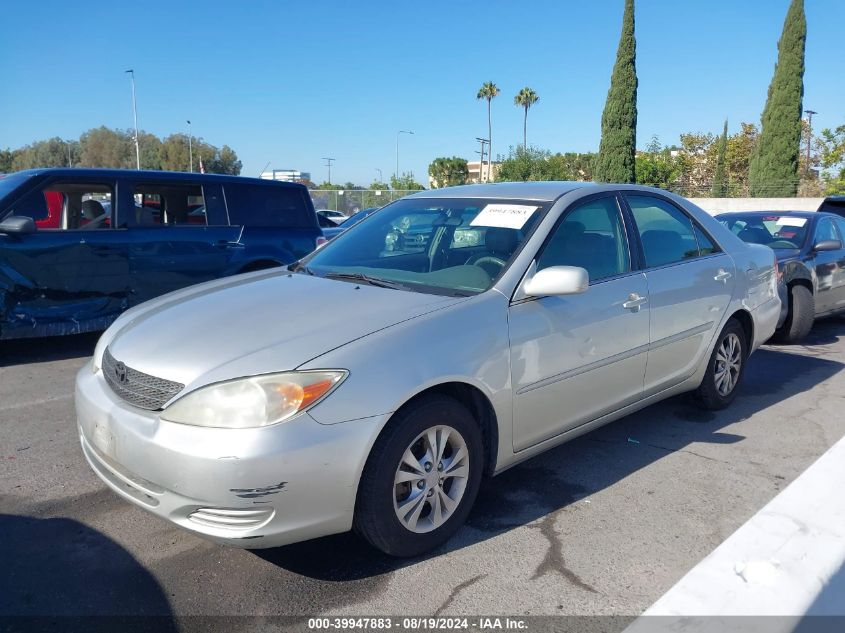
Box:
[75,183,781,556]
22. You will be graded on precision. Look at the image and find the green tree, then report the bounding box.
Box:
[817,124,845,194]
[476,81,500,182]
[11,137,75,170]
[636,137,681,190]
[711,120,729,197]
[748,0,806,197]
[428,156,469,188]
[78,127,134,168]
[595,0,637,183]
[390,172,425,190]
[497,146,552,182]
[514,87,539,148]
[0,148,12,172]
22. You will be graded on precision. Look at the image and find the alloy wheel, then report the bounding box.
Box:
[393,425,469,534]
[714,332,742,396]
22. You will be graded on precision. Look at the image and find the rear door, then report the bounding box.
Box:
[623,193,735,395]
[122,178,239,304]
[0,176,129,336]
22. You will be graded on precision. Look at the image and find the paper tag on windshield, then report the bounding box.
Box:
[775,217,807,227]
[470,204,538,230]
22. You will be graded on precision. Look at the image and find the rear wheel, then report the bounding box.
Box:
[694,319,747,410]
[354,394,483,557]
[773,284,814,343]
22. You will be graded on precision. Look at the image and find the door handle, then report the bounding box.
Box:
[623,293,648,311]
[714,269,732,283]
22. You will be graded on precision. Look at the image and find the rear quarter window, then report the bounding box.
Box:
[224,183,315,228]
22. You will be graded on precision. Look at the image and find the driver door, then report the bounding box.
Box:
[508,194,649,451]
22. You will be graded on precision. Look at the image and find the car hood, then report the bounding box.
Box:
[106,270,463,390]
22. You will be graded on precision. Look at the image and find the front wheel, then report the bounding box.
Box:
[773,284,815,343]
[354,394,483,557]
[694,319,747,410]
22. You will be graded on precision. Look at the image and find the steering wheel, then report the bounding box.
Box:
[470,255,507,278]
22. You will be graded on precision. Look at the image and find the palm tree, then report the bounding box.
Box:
[476,81,500,182]
[514,87,539,148]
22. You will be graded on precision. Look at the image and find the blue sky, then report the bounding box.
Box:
[1,0,843,185]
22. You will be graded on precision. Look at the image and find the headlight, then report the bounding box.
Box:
[159,370,347,429]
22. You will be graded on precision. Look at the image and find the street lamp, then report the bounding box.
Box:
[187,120,193,172]
[396,130,414,183]
[125,70,140,169]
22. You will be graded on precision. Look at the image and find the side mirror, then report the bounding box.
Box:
[523,265,589,297]
[0,216,36,236]
[813,239,842,253]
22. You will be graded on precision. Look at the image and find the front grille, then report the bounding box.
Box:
[102,347,184,410]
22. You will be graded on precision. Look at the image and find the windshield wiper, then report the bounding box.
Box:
[323,272,407,290]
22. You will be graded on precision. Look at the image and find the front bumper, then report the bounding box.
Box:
[75,363,386,548]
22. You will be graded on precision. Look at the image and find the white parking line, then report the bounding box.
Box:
[627,433,845,622]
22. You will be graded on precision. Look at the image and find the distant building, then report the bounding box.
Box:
[466,160,500,184]
[260,169,311,183]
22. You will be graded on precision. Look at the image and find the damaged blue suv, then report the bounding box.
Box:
[0,168,323,339]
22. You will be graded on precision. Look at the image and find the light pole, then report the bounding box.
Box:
[804,109,817,175]
[64,139,74,167]
[396,130,414,183]
[125,70,140,169]
[187,120,193,172]
[322,157,335,184]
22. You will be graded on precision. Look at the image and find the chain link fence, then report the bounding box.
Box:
[308,190,419,214]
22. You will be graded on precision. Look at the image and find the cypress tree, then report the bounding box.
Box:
[748,0,806,197]
[595,0,637,183]
[711,120,729,197]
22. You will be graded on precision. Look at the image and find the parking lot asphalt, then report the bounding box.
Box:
[2,318,845,619]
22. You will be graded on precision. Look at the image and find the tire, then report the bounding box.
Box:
[354,394,484,557]
[694,318,747,411]
[773,284,815,343]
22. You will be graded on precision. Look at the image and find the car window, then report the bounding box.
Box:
[694,226,718,255]
[835,219,845,244]
[815,217,839,243]
[132,183,206,227]
[225,184,314,228]
[10,181,114,230]
[627,195,700,267]
[536,197,630,282]
[719,214,808,249]
[301,197,549,295]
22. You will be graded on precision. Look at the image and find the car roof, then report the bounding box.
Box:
[716,210,819,218]
[10,167,306,189]
[404,181,685,202]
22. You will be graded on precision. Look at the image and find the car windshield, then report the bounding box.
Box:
[297,197,548,295]
[718,214,809,249]
[0,172,33,205]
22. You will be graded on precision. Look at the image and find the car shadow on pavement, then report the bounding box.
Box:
[256,319,845,581]
[0,512,176,627]
[0,332,99,367]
